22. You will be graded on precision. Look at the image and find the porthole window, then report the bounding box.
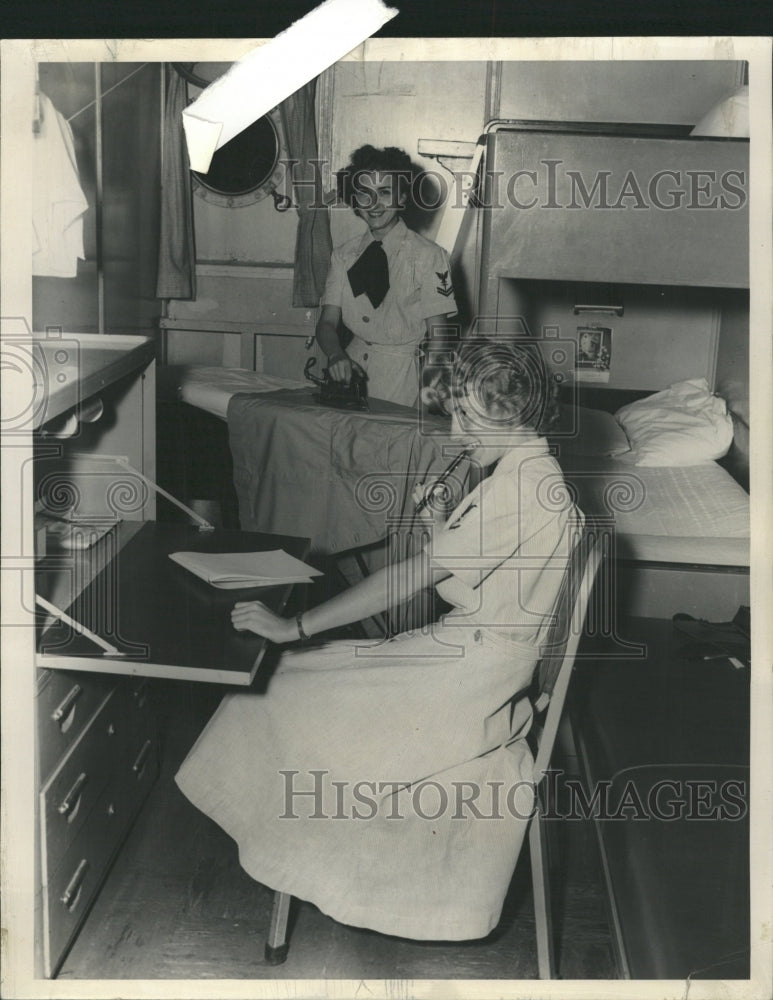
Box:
[173,63,289,209]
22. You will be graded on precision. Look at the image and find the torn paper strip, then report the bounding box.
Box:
[182,0,398,173]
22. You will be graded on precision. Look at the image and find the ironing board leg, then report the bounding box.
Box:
[265,891,291,965]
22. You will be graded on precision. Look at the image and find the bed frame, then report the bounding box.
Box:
[474,124,750,619]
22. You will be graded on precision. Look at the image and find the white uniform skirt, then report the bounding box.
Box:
[175,626,539,941]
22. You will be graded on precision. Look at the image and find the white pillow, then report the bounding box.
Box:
[614,378,734,467]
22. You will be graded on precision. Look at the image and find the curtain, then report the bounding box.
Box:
[156,64,196,300]
[279,78,333,307]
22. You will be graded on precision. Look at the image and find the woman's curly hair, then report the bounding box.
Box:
[422,339,561,436]
[336,145,415,210]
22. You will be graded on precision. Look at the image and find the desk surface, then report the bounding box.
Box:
[36,522,310,685]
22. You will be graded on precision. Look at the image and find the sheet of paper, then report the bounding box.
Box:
[170,549,322,586]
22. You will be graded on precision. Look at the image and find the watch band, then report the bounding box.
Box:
[296,612,310,641]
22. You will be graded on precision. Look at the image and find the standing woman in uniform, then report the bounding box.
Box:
[315,145,458,407]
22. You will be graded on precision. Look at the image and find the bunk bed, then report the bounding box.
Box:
[473,124,751,979]
[474,124,750,613]
[549,402,749,566]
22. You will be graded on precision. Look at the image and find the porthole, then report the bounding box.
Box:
[173,63,290,209]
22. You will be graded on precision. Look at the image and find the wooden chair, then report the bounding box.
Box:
[265,519,605,977]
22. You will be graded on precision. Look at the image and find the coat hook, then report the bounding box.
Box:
[33,77,43,135]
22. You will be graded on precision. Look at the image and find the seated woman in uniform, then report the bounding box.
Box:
[314,144,458,407]
[175,338,583,942]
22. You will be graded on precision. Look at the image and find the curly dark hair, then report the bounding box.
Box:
[336,145,415,210]
[423,339,561,436]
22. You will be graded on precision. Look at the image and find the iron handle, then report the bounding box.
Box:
[304,356,325,386]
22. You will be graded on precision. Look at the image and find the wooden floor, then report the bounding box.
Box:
[57,679,616,983]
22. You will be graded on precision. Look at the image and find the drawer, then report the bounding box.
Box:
[119,676,155,733]
[106,677,157,778]
[107,726,160,822]
[42,781,124,977]
[40,688,122,871]
[37,670,115,783]
[42,729,160,978]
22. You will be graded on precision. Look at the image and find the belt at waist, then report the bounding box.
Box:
[441,618,542,658]
[477,627,542,658]
[352,337,421,358]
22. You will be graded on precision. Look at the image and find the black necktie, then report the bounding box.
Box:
[347,240,390,309]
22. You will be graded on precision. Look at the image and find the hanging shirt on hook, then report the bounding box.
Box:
[32,93,89,278]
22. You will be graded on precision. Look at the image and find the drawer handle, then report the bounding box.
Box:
[58,772,88,818]
[132,739,152,779]
[573,303,624,316]
[133,680,150,710]
[60,858,89,909]
[51,684,83,727]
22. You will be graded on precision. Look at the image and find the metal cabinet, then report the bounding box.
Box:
[33,333,158,977]
[477,128,749,310]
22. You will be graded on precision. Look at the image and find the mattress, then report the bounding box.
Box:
[158,365,307,421]
[557,453,750,566]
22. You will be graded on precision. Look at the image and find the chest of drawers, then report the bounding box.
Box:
[37,668,158,977]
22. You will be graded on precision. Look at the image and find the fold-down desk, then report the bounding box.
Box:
[36,521,310,685]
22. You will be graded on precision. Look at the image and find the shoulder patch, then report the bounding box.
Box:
[435,270,453,297]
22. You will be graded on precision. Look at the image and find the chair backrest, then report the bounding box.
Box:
[530,519,605,780]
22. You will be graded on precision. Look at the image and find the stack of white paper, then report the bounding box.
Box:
[169,550,321,589]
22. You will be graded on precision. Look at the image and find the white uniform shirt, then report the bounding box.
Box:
[430,436,583,646]
[321,218,457,406]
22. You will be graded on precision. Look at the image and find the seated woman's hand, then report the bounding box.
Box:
[231,601,295,643]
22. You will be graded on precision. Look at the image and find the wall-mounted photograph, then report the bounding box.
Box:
[576,325,612,381]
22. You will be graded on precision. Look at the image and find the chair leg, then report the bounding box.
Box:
[265,891,291,965]
[529,809,556,979]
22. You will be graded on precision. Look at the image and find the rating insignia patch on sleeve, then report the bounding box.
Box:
[435,270,453,296]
